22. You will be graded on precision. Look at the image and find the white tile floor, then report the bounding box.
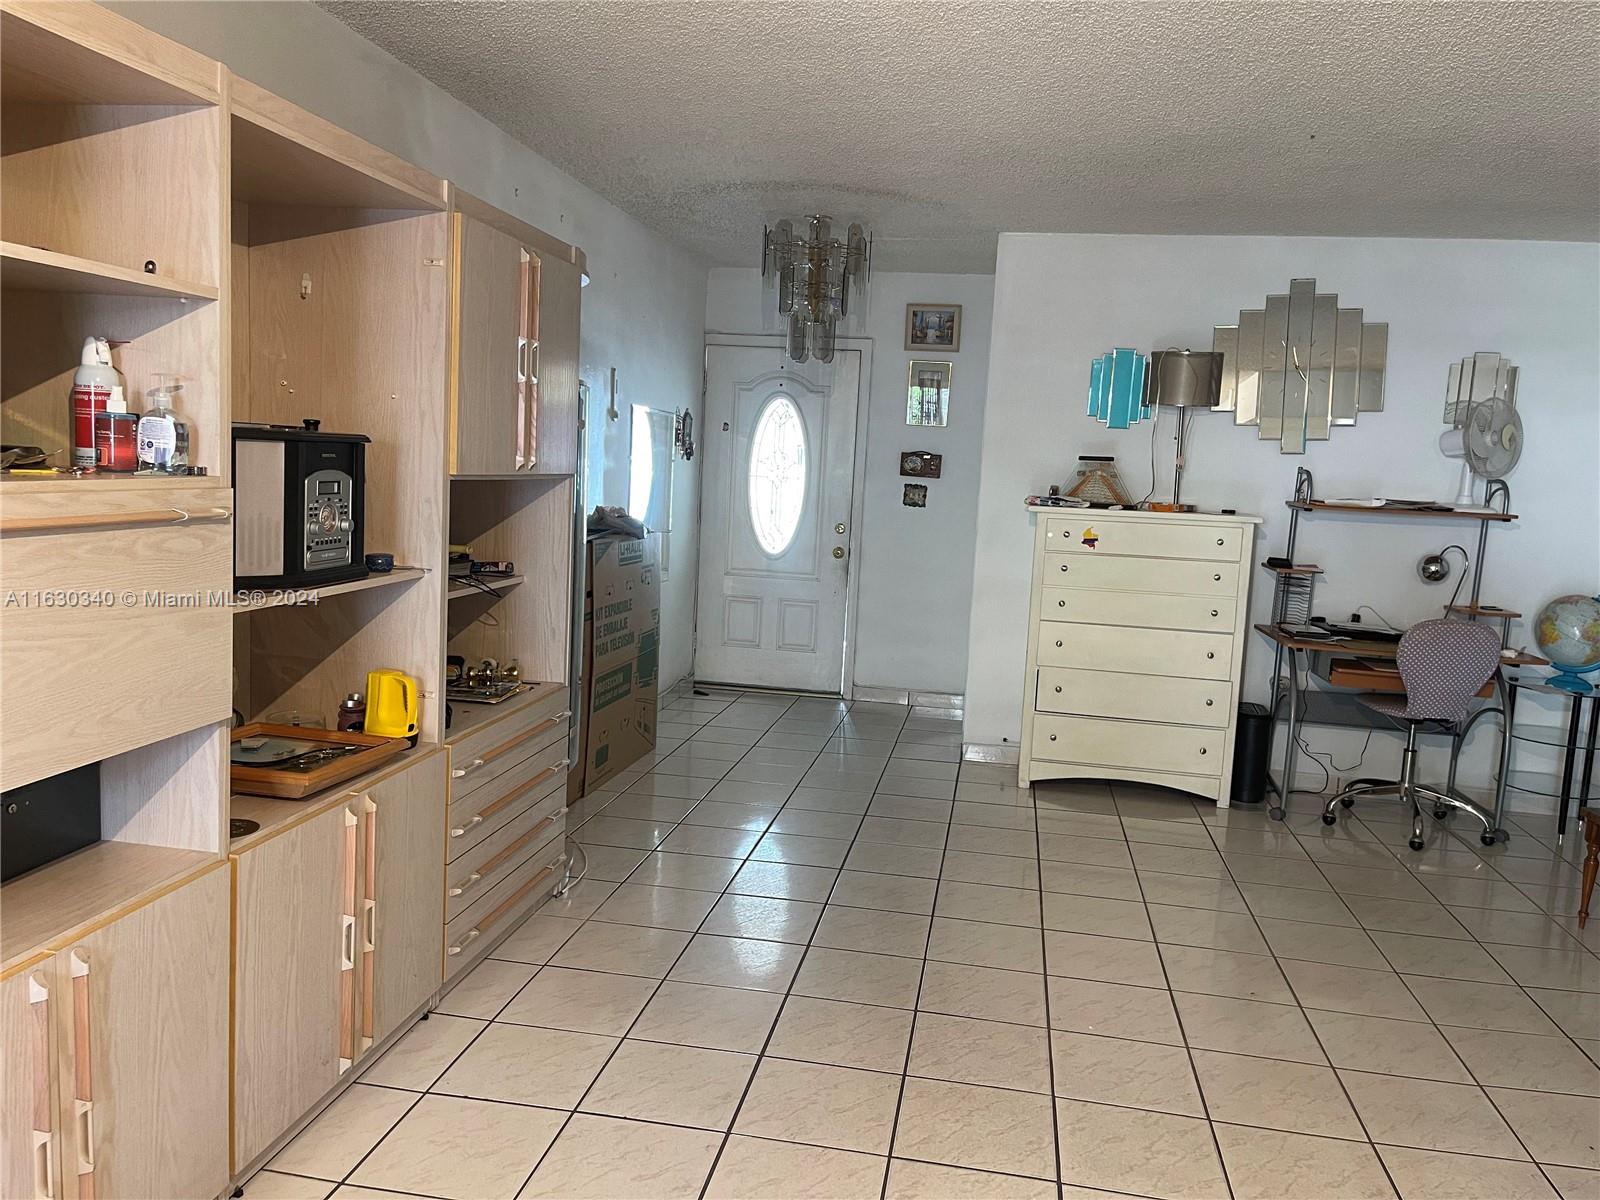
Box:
[253,690,1600,1200]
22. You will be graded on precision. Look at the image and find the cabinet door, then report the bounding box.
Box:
[359,753,447,1051]
[2,959,59,1200]
[232,802,356,1170]
[533,252,581,475]
[58,865,229,1200]
[453,214,527,475]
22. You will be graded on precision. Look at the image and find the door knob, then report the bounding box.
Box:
[832,546,845,559]
[834,522,847,535]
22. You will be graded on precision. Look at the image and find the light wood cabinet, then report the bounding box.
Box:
[533,252,581,475]
[1,866,229,1200]
[231,800,352,1170]
[451,214,531,475]
[231,751,445,1172]
[359,751,447,1048]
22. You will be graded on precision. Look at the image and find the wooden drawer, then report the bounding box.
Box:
[1043,517,1243,562]
[1040,587,1235,632]
[448,739,567,862]
[445,839,567,977]
[450,693,570,802]
[446,788,566,921]
[1037,623,1235,680]
[0,491,232,789]
[1033,713,1225,777]
[1040,553,1238,597]
[1036,667,1232,728]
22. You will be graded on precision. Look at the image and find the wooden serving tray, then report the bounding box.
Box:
[230,723,408,799]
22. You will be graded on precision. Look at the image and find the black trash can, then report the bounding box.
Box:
[1232,702,1272,806]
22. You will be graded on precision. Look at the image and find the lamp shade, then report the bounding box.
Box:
[1148,350,1223,409]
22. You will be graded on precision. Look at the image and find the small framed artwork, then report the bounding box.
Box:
[906,303,962,352]
[902,483,928,508]
[906,360,952,427]
[899,451,943,478]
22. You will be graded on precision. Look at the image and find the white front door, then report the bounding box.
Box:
[696,344,861,692]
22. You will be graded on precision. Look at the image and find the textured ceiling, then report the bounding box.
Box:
[321,1,1600,271]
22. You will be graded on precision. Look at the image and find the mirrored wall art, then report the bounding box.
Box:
[1214,278,1386,454]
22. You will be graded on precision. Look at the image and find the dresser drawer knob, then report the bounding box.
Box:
[1058,600,1066,608]
[1049,734,1058,742]
[1213,574,1222,582]
[1060,564,1069,572]
[1054,640,1063,648]
[1206,699,1214,707]
[1199,747,1208,755]
[1216,538,1225,546]
[1211,609,1219,617]
[1054,686,1063,693]
[1206,652,1216,660]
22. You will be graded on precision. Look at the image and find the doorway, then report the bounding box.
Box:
[695,340,866,692]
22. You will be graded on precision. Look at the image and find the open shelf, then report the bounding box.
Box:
[1,241,219,300]
[232,566,428,612]
[1288,500,1517,522]
[1,842,218,970]
[447,573,525,601]
[1448,604,1522,619]
[0,7,219,106]
[1261,562,1322,576]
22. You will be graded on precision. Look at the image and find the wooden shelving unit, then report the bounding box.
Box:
[232,566,429,611]
[2,241,221,300]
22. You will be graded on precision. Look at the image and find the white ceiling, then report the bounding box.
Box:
[322,1,1600,272]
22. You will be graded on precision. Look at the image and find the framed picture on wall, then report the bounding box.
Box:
[906,360,952,427]
[905,303,962,352]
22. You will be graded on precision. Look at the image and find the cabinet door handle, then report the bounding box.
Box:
[339,807,359,1072]
[69,951,94,1192]
[452,758,486,780]
[361,797,377,1049]
[29,971,53,1200]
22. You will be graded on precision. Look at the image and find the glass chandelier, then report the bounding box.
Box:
[762,215,870,363]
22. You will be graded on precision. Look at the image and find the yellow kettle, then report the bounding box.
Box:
[365,668,420,742]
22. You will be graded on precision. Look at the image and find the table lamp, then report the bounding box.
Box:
[1147,349,1223,512]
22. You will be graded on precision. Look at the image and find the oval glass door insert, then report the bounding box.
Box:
[748,394,807,555]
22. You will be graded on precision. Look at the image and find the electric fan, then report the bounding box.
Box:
[1440,352,1522,508]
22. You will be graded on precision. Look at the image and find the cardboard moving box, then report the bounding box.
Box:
[571,533,660,799]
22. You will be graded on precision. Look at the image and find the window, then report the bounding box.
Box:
[747,394,806,555]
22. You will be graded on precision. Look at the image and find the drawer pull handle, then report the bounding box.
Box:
[1054,686,1062,694]
[1049,734,1058,742]
[1054,640,1063,648]
[483,715,566,765]
[1206,652,1216,660]
[1211,609,1219,617]
[453,758,486,779]
[446,928,482,956]
[1059,564,1069,572]
[449,863,560,955]
[1206,699,1215,707]
[450,814,485,838]
[450,871,483,898]
[1199,748,1208,755]
[1057,600,1066,608]
[1213,574,1222,582]
[1,505,231,537]
[1216,538,1225,546]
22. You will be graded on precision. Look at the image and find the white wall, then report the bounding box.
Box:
[707,268,995,695]
[966,233,1599,792]
[110,1,709,687]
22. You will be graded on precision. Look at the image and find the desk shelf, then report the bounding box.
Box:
[1287,500,1518,522]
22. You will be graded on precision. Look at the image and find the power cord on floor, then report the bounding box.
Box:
[1294,726,1376,794]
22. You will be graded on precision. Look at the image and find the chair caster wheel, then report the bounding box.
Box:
[1269,806,1286,821]
[1321,812,1337,826]
[1432,806,1449,820]
[1482,829,1506,846]
[1408,837,1425,851]
[1339,795,1355,809]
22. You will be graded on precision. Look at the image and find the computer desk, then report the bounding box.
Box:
[1253,622,1546,838]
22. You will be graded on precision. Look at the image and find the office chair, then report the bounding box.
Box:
[1321,618,1502,851]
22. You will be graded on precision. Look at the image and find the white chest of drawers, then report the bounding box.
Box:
[1019,507,1261,804]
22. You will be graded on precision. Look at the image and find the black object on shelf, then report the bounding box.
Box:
[1232,703,1272,806]
[2,762,101,882]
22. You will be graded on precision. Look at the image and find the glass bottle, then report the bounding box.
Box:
[136,374,190,474]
